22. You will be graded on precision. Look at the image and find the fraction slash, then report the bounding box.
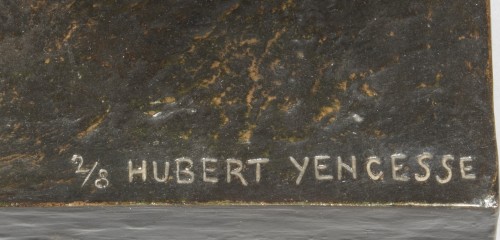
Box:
[81,162,98,188]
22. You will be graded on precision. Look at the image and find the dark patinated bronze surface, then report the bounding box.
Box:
[0,0,497,233]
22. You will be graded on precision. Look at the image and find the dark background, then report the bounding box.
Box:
[0,0,496,204]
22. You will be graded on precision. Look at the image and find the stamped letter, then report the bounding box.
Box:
[337,156,357,180]
[436,155,454,184]
[366,156,383,180]
[289,156,310,185]
[226,159,248,186]
[247,158,269,183]
[202,158,218,183]
[153,161,170,183]
[175,157,195,184]
[415,152,432,182]
[460,156,476,180]
[391,153,409,181]
[314,155,333,181]
[128,160,147,183]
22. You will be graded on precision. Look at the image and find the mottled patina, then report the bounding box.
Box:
[0,1,496,210]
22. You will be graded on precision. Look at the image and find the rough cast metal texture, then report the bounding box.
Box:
[0,0,497,208]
